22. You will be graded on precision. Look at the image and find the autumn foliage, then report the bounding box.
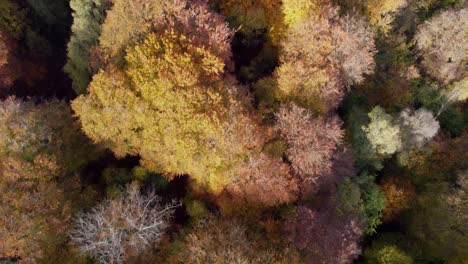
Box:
[257,2,376,114]
[287,206,363,264]
[415,7,467,84]
[0,97,99,261]
[73,1,237,193]
[73,0,298,209]
[0,0,466,263]
[276,104,344,192]
[380,176,416,222]
[175,215,305,263]
[0,31,19,88]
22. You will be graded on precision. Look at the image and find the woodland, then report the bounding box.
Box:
[0,0,467,263]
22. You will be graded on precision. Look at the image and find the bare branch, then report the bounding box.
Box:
[69,186,180,264]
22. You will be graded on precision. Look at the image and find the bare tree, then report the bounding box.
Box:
[69,186,180,264]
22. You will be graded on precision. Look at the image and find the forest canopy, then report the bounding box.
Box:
[0,0,467,263]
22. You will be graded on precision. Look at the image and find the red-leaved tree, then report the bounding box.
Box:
[286,205,363,264]
[276,104,344,193]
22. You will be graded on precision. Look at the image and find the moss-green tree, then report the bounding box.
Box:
[64,0,111,94]
[335,174,386,234]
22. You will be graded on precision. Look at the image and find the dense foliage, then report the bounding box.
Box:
[64,0,111,94]
[0,97,100,262]
[0,0,466,263]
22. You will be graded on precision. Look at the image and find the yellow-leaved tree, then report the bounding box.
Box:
[366,0,408,32]
[74,31,235,194]
[73,0,298,207]
[218,0,317,44]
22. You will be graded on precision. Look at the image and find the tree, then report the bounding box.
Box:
[175,215,305,263]
[98,0,171,60]
[276,104,344,191]
[400,133,467,186]
[415,7,467,84]
[445,77,468,102]
[431,133,468,176]
[334,174,386,234]
[0,97,100,261]
[73,0,237,193]
[0,30,19,89]
[358,32,415,110]
[364,238,413,264]
[312,144,357,195]
[259,3,376,113]
[73,32,236,194]
[332,14,377,85]
[406,179,467,263]
[218,0,317,45]
[282,0,317,28]
[363,106,402,156]
[380,176,416,222]
[366,0,408,32]
[64,0,112,94]
[287,206,363,264]
[0,155,96,264]
[396,108,439,166]
[0,1,52,93]
[346,106,385,170]
[0,31,8,66]
[0,0,27,40]
[218,0,274,34]
[220,152,298,211]
[274,4,341,112]
[398,108,439,147]
[26,0,70,28]
[0,30,48,94]
[0,0,52,59]
[74,0,298,209]
[99,0,234,64]
[0,97,100,172]
[280,5,376,85]
[438,77,468,115]
[70,186,179,264]
[0,155,74,262]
